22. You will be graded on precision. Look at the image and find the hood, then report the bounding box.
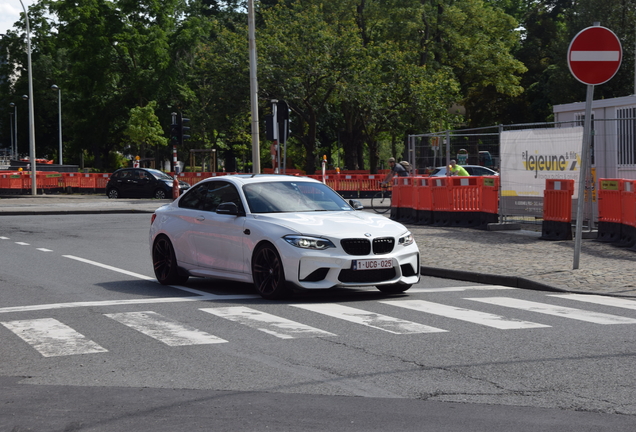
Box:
[252,211,407,238]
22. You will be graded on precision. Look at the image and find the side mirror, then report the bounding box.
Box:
[349,199,364,210]
[216,202,239,215]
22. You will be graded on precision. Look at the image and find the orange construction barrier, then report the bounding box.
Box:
[359,175,383,197]
[414,177,433,225]
[540,179,574,240]
[479,176,499,215]
[619,180,636,248]
[597,179,624,243]
[389,176,406,221]
[337,174,358,198]
[430,176,451,226]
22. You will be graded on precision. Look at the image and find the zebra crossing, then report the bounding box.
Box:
[2,290,636,357]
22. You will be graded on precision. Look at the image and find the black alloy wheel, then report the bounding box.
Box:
[252,244,289,299]
[107,188,119,199]
[154,189,168,199]
[152,236,189,285]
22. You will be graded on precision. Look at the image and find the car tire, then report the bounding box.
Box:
[154,189,168,199]
[107,188,119,199]
[251,243,290,300]
[152,235,189,285]
[376,283,412,294]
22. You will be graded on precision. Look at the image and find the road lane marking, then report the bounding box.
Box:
[467,297,636,324]
[15,242,30,246]
[0,295,258,314]
[1,318,108,357]
[0,236,9,239]
[381,300,549,329]
[291,303,446,334]
[63,255,156,281]
[408,286,514,293]
[37,248,53,252]
[549,294,636,311]
[105,311,227,346]
[62,254,259,299]
[200,306,336,339]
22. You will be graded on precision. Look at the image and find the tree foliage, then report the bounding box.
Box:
[2,0,633,172]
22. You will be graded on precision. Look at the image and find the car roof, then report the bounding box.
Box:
[198,174,322,186]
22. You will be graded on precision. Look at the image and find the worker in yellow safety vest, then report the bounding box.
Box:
[448,159,469,176]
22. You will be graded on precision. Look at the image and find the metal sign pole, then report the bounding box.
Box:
[573,84,594,269]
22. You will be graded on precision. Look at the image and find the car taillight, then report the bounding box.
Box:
[150,213,157,225]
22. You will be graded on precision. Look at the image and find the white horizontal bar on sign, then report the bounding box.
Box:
[570,51,620,62]
[467,297,636,325]
[1,318,108,357]
[291,303,446,334]
[381,300,549,330]
[105,311,227,346]
[200,306,335,339]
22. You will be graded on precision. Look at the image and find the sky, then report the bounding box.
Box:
[0,0,35,35]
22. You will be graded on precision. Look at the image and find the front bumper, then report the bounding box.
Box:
[280,243,420,290]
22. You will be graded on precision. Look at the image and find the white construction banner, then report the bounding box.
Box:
[500,127,583,216]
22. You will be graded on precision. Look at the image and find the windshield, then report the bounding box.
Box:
[243,181,351,213]
[146,169,173,180]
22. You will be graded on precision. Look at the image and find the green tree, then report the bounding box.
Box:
[122,101,168,162]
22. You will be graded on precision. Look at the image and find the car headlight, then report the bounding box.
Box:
[284,235,335,250]
[398,231,414,246]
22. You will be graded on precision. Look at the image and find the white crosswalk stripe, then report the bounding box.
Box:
[291,303,446,334]
[1,318,108,357]
[549,294,636,311]
[381,299,550,329]
[200,306,336,339]
[4,290,636,357]
[105,311,227,346]
[467,297,636,324]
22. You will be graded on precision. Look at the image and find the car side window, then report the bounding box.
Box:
[202,182,244,213]
[179,183,208,210]
[179,181,244,213]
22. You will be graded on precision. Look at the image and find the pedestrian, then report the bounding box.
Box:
[381,157,408,186]
[448,159,469,176]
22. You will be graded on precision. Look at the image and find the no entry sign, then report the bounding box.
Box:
[568,26,622,85]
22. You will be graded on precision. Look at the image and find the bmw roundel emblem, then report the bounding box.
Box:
[364,233,372,237]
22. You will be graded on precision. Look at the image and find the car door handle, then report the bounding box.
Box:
[196,215,205,222]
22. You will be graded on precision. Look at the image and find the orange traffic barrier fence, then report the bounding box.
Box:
[415,177,433,225]
[619,180,636,248]
[390,176,406,220]
[337,174,358,197]
[540,179,574,241]
[393,177,416,223]
[597,179,624,243]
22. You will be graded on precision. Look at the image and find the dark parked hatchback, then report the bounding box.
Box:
[106,168,190,199]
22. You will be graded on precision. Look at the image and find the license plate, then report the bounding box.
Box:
[352,258,393,271]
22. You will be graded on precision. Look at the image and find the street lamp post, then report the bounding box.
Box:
[9,103,17,159]
[19,0,37,195]
[51,85,62,165]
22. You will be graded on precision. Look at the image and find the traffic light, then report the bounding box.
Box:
[179,114,190,146]
[170,120,180,144]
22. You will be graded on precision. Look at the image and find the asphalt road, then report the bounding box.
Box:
[1,214,636,431]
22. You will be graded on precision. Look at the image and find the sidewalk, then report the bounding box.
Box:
[2,194,635,298]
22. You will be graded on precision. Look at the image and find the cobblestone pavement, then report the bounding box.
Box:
[2,194,635,297]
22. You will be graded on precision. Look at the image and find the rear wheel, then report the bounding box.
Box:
[107,188,119,199]
[154,188,168,199]
[371,191,391,214]
[152,236,189,285]
[376,283,411,294]
[252,244,290,300]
